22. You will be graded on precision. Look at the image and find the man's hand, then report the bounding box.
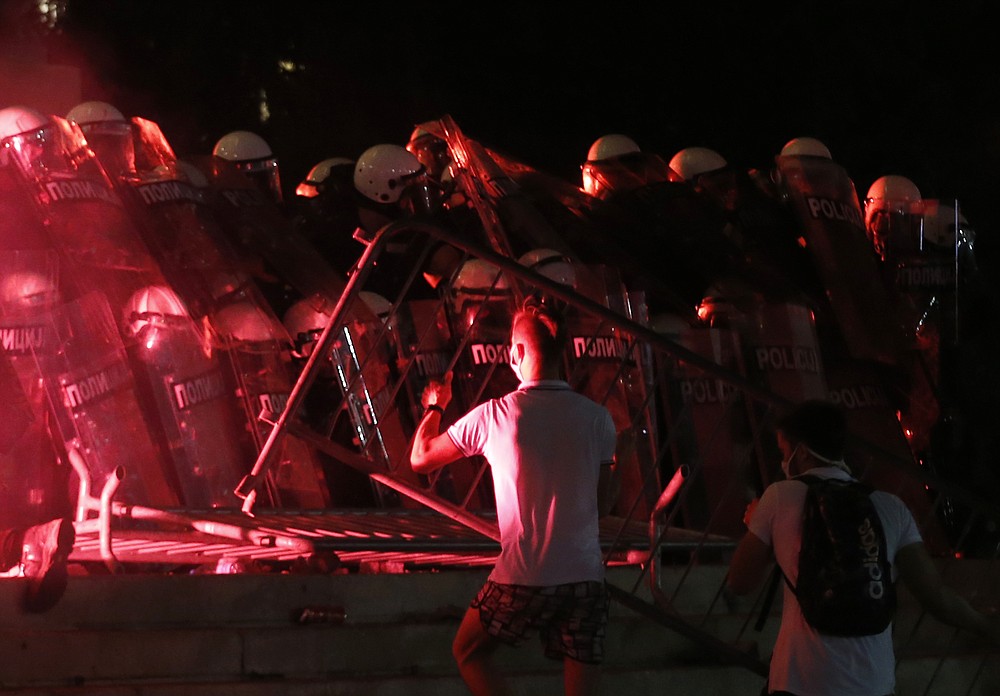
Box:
[411,371,461,474]
[421,372,453,411]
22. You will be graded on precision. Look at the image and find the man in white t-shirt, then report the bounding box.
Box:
[728,399,999,696]
[411,300,618,696]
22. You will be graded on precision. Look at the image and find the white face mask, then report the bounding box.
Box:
[780,443,801,478]
[509,344,523,383]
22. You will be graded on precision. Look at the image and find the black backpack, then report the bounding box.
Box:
[786,474,897,636]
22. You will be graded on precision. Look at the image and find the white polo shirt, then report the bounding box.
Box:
[448,379,617,586]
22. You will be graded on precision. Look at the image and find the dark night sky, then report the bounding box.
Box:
[6,2,1000,243]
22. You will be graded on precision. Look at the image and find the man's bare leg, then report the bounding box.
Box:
[564,656,602,696]
[452,606,513,696]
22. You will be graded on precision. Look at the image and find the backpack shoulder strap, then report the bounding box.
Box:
[793,473,822,487]
[775,474,822,595]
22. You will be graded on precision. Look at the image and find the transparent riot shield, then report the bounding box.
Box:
[889,199,964,333]
[443,258,520,509]
[34,291,179,507]
[0,250,66,527]
[698,291,829,405]
[111,118,327,508]
[324,292,428,507]
[194,153,348,317]
[654,321,758,539]
[775,154,910,365]
[122,285,248,509]
[561,263,662,521]
[390,293,462,503]
[283,292,390,508]
[771,157,955,551]
[594,178,742,310]
[1,115,192,504]
[692,165,818,300]
[580,150,681,201]
[1,116,161,300]
[825,361,949,554]
[212,291,329,509]
[0,165,51,253]
[873,200,983,506]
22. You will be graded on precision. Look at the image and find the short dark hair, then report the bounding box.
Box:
[512,298,566,369]
[776,399,847,461]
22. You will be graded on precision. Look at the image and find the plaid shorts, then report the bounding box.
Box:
[471,579,610,664]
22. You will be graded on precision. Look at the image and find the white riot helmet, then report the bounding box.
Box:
[866,175,921,210]
[0,105,49,141]
[449,257,511,316]
[213,130,282,204]
[586,134,640,162]
[779,137,832,159]
[864,175,922,259]
[582,134,641,196]
[0,106,53,170]
[353,144,424,204]
[66,100,134,175]
[0,271,60,311]
[518,248,577,288]
[295,157,355,198]
[407,126,452,180]
[283,294,334,357]
[66,101,126,130]
[668,147,727,181]
[123,285,191,346]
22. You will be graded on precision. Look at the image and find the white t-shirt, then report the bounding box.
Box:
[447,379,617,586]
[748,466,923,696]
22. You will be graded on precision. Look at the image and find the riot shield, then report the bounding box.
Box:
[212,290,330,509]
[0,166,50,253]
[1,116,161,300]
[33,291,179,507]
[390,295,462,503]
[699,292,828,405]
[122,285,248,509]
[775,154,909,365]
[444,258,520,509]
[194,154,348,317]
[413,116,565,258]
[655,322,758,538]
[283,292,394,508]
[563,264,662,521]
[586,178,740,312]
[1,115,193,504]
[326,292,428,507]
[825,362,948,553]
[0,250,66,526]
[693,165,819,300]
[450,129,707,320]
[580,150,681,201]
[113,119,330,508]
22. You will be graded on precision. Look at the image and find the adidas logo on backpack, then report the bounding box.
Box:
[787,474,897,636]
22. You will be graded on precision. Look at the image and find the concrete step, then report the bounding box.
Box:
[7,564,741,629]
[0,561,993,694]
[0,665,768,696]
[0,596,767,688]
[0,565,766,693]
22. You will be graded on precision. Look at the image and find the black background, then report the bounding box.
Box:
[4,2,999,269]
